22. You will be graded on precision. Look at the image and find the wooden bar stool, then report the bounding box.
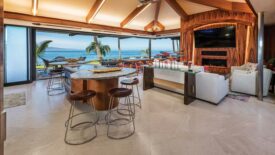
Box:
[65,90,98,145]
[106,88,135,139]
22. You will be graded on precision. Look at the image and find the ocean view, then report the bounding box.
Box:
[35,31,177,65]
[37,49,170,65]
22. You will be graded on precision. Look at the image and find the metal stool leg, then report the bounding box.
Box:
[64,99,98,145]
[136,84,141,108]
[131,85,136,116]
[121,83,141,109]
[48,72,65,96]
[107,96,135,140]
[64,101,74,144]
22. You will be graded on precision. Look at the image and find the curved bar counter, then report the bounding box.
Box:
[64,65,136,111]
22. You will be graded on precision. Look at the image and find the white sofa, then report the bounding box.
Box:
[196,72,229,104]
[153,62,204,85]
[231,68,272,96]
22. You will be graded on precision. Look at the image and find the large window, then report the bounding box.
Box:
[151,38,174,57]
[121,37,149,58]
[4,26,30,84]
[36,30,94,66]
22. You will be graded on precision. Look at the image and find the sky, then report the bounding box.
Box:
[36,30,174,51]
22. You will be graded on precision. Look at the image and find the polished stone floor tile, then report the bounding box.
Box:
[3,79,275,155]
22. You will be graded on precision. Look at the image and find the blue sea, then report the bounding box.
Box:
[37,50,166,65]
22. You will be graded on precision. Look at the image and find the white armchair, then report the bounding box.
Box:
[231,68,272,96]
[196,72,229,104]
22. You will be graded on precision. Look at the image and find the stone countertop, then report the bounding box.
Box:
[66,64,136,80]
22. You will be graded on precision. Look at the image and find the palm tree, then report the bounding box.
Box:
[35,40,52,72]
[36,40,52,58]
[141,48,150,57]
[86,39,111,61]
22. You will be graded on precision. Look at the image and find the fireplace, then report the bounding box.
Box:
[201,51,227,56]
[195,49,231,74]
[202,59,227,67]
[200,50,228,67]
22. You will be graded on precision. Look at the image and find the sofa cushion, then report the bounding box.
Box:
[196,72,229,104]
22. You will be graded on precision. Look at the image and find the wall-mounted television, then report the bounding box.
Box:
[194,26,236,48]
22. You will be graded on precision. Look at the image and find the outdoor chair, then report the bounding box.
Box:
[53,56,66,62]
[39,56,52,72]
[79,57,86,61]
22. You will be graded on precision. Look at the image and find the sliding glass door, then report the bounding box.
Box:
[4,25,30,85]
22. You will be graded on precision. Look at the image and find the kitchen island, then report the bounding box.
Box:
[64,64,136,111]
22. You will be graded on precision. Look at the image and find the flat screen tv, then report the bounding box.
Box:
[194,26,236,48]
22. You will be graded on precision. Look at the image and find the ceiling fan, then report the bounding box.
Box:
[138,0,159,7]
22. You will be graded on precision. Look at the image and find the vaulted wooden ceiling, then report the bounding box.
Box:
[4,0,253,35]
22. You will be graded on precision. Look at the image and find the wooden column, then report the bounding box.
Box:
[0,0,5,154]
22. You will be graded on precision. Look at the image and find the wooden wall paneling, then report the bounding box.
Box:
[180,10,257,73]
[179,31,185,61]
[247,25,257,63]
[194,23,236,31]
[245,25,251,63]
[181,10,256,32]
[182,30,193,62]
[192,36,196,64]
[236,24,247,66]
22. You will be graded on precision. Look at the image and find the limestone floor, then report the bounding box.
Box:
[3,79,275,155]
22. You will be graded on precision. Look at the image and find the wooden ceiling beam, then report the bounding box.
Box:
[145,21,155,31]
[154,1,161,22]
[164,0,188,20]
[184,0,232,10]
[245,0,257,16]
[4,12,152,35]
[32,0,39,16]
[144,20,165,32]
[185,0,252,13]
[144,1,165,32]
[232,2,253,14]
[120,4,151,28]
[86,0,106,23]
[153,28,180,35]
